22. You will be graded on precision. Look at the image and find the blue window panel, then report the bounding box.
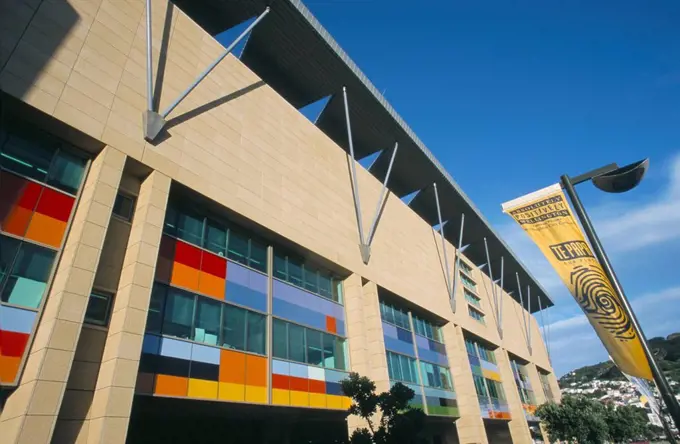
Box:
[468,355,481,367]
[335,322,346,336]
[382,322,398,339]
[0,305,36,334]
[159,337,192,360]
[191,343,220,365]
[272,359,290,376]
[383,336,416,356]
[326,381,343,396]
[332,303,345,322]
[142,334,162,355]
[289,362,308,378]
[418,348,449,367]
[480,359,499,372]
[225,281,267,312]
[272,297,325,331]
[395,327,413,343]
[324,369,347,383]
[429,340,447,355]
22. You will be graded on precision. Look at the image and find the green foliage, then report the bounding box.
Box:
[536,395,651,444]
[341,373,425,444]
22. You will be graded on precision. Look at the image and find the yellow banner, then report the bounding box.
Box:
[502,184,652,380]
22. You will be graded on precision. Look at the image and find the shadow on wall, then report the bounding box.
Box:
[0,0,78,104]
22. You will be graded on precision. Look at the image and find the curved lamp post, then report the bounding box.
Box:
[561,159,680,435]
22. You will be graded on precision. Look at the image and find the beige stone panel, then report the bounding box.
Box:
[86,170,170,444]
[0,147,125,444]
[496,350,532,444]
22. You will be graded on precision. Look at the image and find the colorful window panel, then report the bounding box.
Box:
[156,235,227,300]
[0,304,36,384]
[0,234,56,309]
[419,361,453,391]
[272,279,345,337]
[0,170,76,248]
[424,386,458,417]
[414,334,448,366]
[382,321,416,357]
[137,334,268,404]
[412,314,443,342]
[271,359,351,409]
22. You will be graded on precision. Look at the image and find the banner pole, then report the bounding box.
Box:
[560,174,680,429]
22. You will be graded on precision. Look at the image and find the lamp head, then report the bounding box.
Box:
[592,158,649,193]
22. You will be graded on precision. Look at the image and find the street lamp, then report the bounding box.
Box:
[561,159,680,434]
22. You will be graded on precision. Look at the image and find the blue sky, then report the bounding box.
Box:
[222,1,680,376]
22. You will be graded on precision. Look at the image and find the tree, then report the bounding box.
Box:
[536,395,652,444]
[341,372,425,444]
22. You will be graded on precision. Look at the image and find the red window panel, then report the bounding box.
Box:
[34,187,74,222]
[174,240,201,269]
[200,251,227,279]
[0,330,30,357]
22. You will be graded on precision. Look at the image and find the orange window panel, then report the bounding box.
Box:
[154,374,188,397]
[25,213,66,248]
[198,271,225,300]
[309,379,326,394]
[0,355,20,384]
[325,316,337,334]
[219,349,246,384]
[245,354,267,387]
[1,206,33,237]
[170,262,200,291]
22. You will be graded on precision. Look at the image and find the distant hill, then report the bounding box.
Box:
[560,333,680,388]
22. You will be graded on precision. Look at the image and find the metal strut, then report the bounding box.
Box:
[527,285,533,355]
[433,183,453,301]
[364,142,399,260]
[342,88,399,264]
[143,7,271,140]
[483,238,498,322]
[449,214,465,313]
[145,0,153,112]
[538,294,548,359]
[516,273,532,355]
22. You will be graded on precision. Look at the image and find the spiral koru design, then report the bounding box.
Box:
[570,265,636,341]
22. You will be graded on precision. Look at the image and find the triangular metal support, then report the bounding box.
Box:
[516,273,533,356]
[342,87,399,264]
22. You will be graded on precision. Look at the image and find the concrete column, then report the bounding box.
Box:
[496,350,532,444]
[444,325,488,444]
[343,275,390,435]
[86,170,170,444]
[0,146,126,444]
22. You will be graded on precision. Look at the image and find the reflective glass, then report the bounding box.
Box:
[248,239,267,272]
[47,150,85,194]
[162,288,194,339]
[246,311,266,355]
[306,328,323,366]
[222,304,246,351]
[146,284,167,334]
[1,242,55,308]
[84,292,112,326]
[193,297,221,345]
[288,323,306,363]
[273,318,288,359]
[227,230,248,265]
[204,220,227,256]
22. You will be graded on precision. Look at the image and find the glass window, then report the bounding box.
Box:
[288,323,306,363]
[1,242,56,308]
[273,318,288,359]
[146,284,166,334]
[318,272,332,299]
[473,375,487,397]
[333,337,347,371]
[162,288,194,339]
[0,235,21,286]
[84,292,113,326]
[306,328,323,366]
[47,150,85,194]
[287,257,303,288]
[388,352,402,381]
[248,239,267,273]
[112,193,135,222]
[323,333,336,369]
[246,311,266,355]
[273,253,287,281]
[0,134,52,183]
[193,297,221,346]
[176,208,204,246]
[227,229,248,265]
[303,267,318,294]
[399,354,414,383]
[204,220,227,256]
[222,304,246,351]
[383,304,395,324]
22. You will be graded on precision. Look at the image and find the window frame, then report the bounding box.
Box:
[111,192,136,223]
[83,291,114,327]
